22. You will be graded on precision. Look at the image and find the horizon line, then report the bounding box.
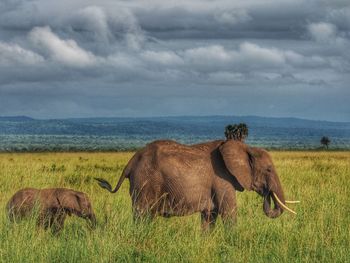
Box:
[1,114,349,124]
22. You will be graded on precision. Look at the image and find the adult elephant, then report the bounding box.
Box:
[95,140,298,228]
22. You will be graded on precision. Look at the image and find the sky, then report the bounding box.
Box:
[0,0,349,121]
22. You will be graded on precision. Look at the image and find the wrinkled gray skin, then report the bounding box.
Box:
[96,140,286,229]
[7,188,96,233]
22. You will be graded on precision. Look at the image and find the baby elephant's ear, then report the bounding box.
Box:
[219,140,252,190]
[57,191,81,213]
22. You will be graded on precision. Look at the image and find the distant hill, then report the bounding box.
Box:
[0,116,34,122]
[0,115,349,151]
[1,115,350,136]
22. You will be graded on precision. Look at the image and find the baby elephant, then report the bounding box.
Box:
[7,188,96,233]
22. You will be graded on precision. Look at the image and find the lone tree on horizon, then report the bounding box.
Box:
[320,136,331,149]
[225,123,248,142]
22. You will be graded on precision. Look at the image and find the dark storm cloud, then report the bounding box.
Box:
[0,0,349,120]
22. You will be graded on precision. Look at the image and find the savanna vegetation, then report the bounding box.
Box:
[0,151,349,262]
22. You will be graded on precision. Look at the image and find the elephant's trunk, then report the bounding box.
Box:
[263,173,285,218]
[263,192,284,218]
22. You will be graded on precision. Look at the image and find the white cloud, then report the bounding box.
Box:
[0,41,44,66]
[308,22,337,43]
[141,50,183,65]
[207,72,245,84]
[184,43,286,69]
[73,6,111,42]
[214,9,251,26]
[307,22,349,48]
[238,42,285,66]
[284,50,326,67]
[182,42,325,72]
[184,45,232,67]
[327,6,350,30]
[108,8,145,50]
[28,26,96,67]
[125,32,145,51]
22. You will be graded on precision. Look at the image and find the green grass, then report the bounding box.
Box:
[0,151,349,262]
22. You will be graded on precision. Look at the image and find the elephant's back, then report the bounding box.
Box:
[133,139,211,176]
[145,140,192,153]
[8,188,39,203]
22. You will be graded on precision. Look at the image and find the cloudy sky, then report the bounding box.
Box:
[0,0,349,121]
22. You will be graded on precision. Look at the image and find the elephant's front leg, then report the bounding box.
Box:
[201,209,218,231]
[37,210,52,230]
[51,211,66,234]
[214,186,237,225]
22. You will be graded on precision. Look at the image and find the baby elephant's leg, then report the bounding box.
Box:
[37,209,65,233]
[51,211,66,234]
[37,210,52,230]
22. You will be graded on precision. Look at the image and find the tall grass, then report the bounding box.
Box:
[0,151,349,262]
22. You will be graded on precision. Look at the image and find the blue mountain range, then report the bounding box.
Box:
[0,116,349,151]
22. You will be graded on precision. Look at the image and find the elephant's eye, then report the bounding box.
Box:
[266,167,272,173]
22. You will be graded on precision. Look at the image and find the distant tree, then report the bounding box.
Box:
[225,123,248,142]
[320,136,330,149]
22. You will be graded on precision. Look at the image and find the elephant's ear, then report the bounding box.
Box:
[219,140,252,190]
[57,191,81,214]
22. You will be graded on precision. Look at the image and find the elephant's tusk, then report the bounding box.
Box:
[272,192,297,215]
[285,200,300,204]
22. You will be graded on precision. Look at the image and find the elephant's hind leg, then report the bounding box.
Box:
[132,206,156,224]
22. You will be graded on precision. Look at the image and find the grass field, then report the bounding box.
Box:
[0,151,349,263]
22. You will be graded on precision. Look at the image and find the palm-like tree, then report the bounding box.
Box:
[320,136,330,149]
[225,123,248,142]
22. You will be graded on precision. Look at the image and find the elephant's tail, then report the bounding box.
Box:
[94,167,130,193]
[94,152,138,193]
[94,176,126,193]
